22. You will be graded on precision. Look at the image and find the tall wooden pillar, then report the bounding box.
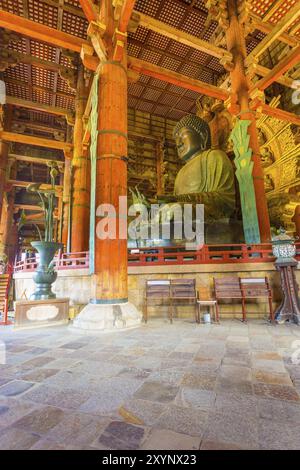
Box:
[0,104,12,223]
[61,152,72,249]
[73,0,141,330]
[224,0,271,242]
[93,60,128,302]
[71,64,90,252]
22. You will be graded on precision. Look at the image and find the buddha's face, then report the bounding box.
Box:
[175,127,208,161]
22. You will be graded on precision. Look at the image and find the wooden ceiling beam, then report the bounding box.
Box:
[11,121,66,135]
[9,153,64,165]
[255,65,295,88]
[256,104,300,127]
[11,52,70,75]
[78,0,98,22]
[9,180,63,191]
[134,11,232,61]
[0,131,73,151]
[246,4,300,64]
[5,96,73,121]
[0,10,90,53]
[252,46,300,91]
[249,13,300,48]
[119,0,137,33]
[128,57,229,101]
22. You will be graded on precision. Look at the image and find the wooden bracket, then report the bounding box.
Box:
[113,29,127,62]
[87,21,107,62]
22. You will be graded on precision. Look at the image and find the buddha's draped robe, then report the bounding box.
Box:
[173,149,235,220]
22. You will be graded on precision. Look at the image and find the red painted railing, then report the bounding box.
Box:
[14,250,90,273]
[13,243,300,272]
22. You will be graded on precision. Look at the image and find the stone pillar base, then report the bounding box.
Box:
[71,301,142,332]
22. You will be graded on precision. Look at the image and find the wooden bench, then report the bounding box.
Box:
[0,273,12,325]
[144,278,198,324]
[214,276,274,322]
[170,279,198,324]
[144,279,171,323]
[214,276,245,321]
[240,277,274,322]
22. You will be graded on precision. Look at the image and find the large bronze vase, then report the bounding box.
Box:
[30,241,63,300]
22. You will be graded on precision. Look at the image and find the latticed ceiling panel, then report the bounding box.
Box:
[135,0,162,17]
[147,31,170,50]
[31,66,55,90]
[29,41,57,63]
[0,0,23,15]
[127,43,142,57]
[6,82,30,101]
[8,37,27,54]
[32,88,52,105]
[28,0,58,28]
[57,76,76,95]
[4,63,29,83]
[176,97,195,112]
[250,0,277,18]
[61,10,88,39]
[55,95,75,110]
[139,49,162,64]
[268,0,297,24]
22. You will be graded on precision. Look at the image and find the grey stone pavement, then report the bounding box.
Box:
[0,318,300,450]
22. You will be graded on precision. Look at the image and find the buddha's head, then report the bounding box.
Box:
[173,114,211,161]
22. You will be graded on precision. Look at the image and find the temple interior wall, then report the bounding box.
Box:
[13,263,300,319]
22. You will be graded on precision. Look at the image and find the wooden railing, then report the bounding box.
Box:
[13,243,300,272]
[127,243,278,265]
[14,250,90,273]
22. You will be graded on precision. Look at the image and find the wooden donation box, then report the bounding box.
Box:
[14,298,69,329]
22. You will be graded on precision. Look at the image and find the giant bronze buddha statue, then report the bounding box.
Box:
[167,114,236,221]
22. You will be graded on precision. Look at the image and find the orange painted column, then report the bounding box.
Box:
[71,64,90,252]
[0,189,15,258]
[61,153,72,249]
[93,60,128,303]
[225,0,271,242]
[0,105,12,223]
[0,139,8,222]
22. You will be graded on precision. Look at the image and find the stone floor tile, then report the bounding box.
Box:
[21,356,56,370]
[119,399,166,426]
[147,368,185,386]
[46,413,109,446]
[0,396,37,427]
[21,368,60,383]
[95,421,147,450]
[257,398,300,423]
[258,419,300,450]
[13,405,65,434]
[142,429,200,450]
[204,410,258,449]
[0,427,40,450]
[134,381,179,403]
[0,380,35,397]
[254,383,300,402]
[252,369,293,386]
[181,370,217,391]
[154,405,208,437]
[175,387,216,411]
[79,377,142,415]
[22,383,90,409]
